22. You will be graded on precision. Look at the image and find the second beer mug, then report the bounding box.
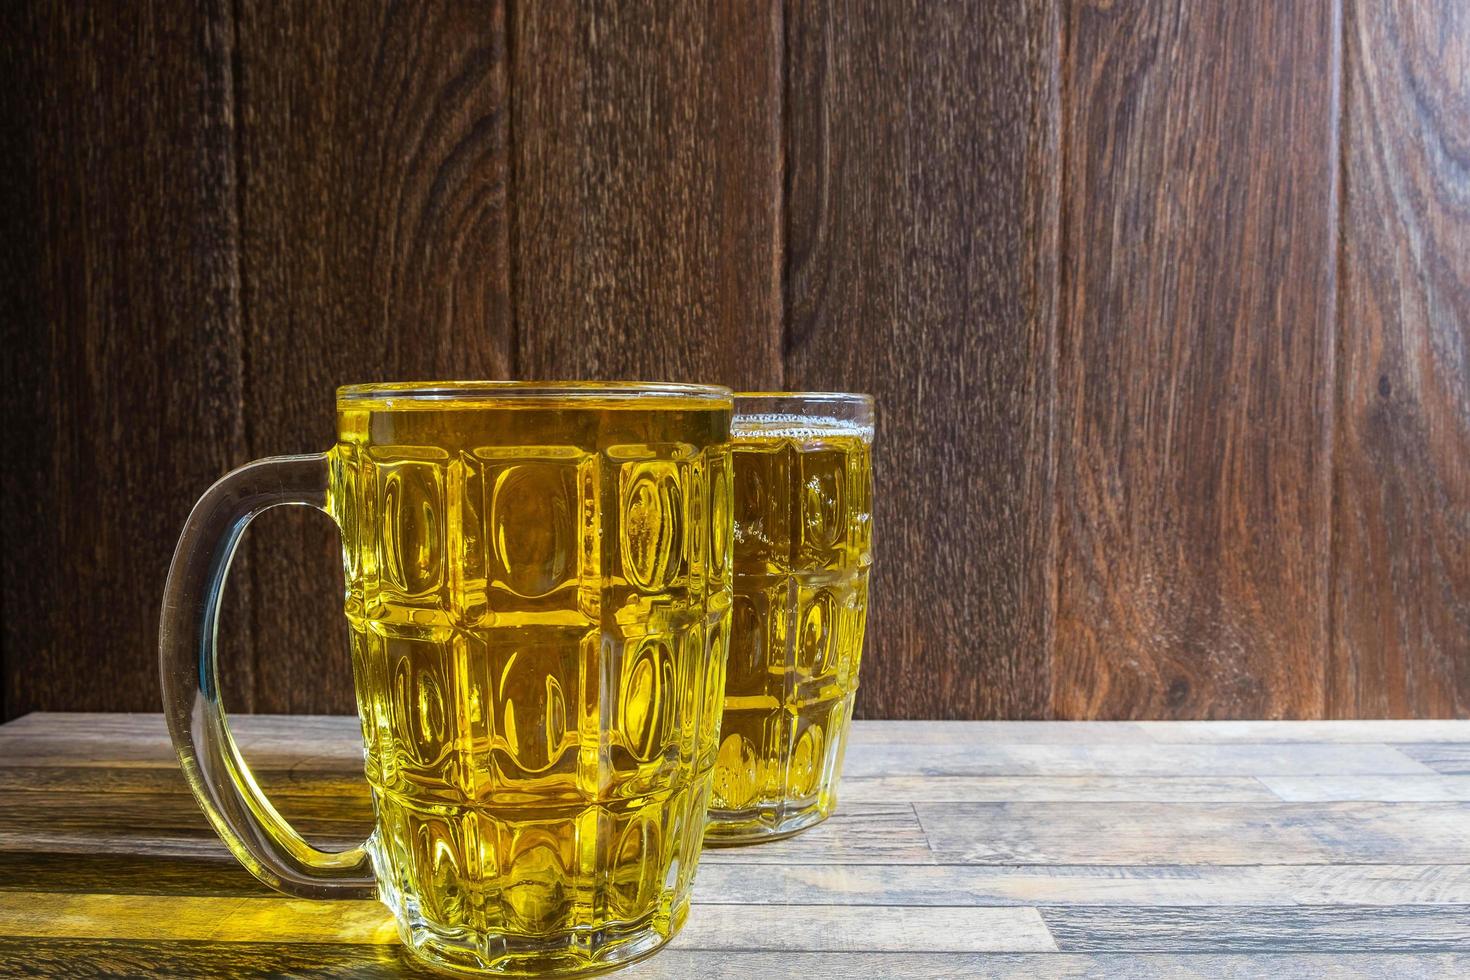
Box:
[706,392,875,843]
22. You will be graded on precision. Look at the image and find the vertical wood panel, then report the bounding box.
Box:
[510,0,783,387]
[1330,0,1470,718]
[1051,1,1342,719]
[233,1,512,712]
[0,2,246,717]
[782,0,1060,718]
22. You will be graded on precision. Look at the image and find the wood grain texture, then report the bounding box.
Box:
[630,952,1470,980]
[0,894,1052,953]
[674,905,1055,953]
[3,715,1470,974]
[1042,906,1470,953]
[0,1,247,718]
[0,892,400,944]
[0,792,372,839]
[1399,743,1470,776]
[1051,0,1341,718]
[1329,0,1470,718]
[0,765,364,796]
[6,947,1465,980]
[0,711,362,741]
[838,775,1276,804]
[1260,775,1470,803]
[917,801,1470,865]
[841,741,1432,778]
[0,721,364,769]
[849,721,1150,744]
[693,863,1470,908]
[1264,865,1470,906]
[232,0,513,714]
[509,0,782,388]
[782,0,1060,719]
[0,940,419,980]
[0,852,275,898]
[683,803,935,866]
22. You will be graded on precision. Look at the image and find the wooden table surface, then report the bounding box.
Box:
[1,715,1468,978]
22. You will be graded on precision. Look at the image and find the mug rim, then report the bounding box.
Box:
[337,380,733,404]
[732,391,875,439]
[735,390,874,406]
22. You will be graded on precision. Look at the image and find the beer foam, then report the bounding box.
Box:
[732,412,874,442]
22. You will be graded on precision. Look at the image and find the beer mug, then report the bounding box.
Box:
[706,392,875,843]
[160,382,734,975]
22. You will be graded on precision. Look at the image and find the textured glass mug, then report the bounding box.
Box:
[706,393,874,843]
[160,382,734,975]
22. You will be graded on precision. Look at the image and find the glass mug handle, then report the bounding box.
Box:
[159,453,375,899]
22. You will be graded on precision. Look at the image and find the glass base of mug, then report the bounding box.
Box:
[391,898,688,977]
[703,799,832,846]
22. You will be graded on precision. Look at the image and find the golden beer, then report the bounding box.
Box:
[161,382,733,976]
[705,393,874,843]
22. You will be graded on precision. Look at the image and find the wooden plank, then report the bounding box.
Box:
[1330,0,1470,718]
[0,892,399,944]
[699,804,934,866]
[0,2,247,718]
[0,731,362,770]
[917,802,1470,865]
[0,853,272,898]
[232,0,513,713]
[1042,906,1470,952]
[0,712,363,768]
[0,714,364,770]
[783,0,1060,719]
[0,713,360,738]
[0,833,271,861]
[649,952,1470,980]
[839,776,1275,804]
[0,829,358,863]
[12,849,1467,909]
[848,722,1151,745]
[0,892,1053,953]
[672,905,1055,954]
[1051,0,1340,718]
[0,766,365,798]
[1261,775,1470,803]
[841,742,1433,779]
[1279,865,1470,906]
[1137,720,1470,744]
[509,0,782,388]
[0,940,413,980]
[694,865,1295,907]
[0,722,371,856]
[692,863,1470,908]
[9,946,1460,980]
[0,792,372,837]
[1399,744,1470,776]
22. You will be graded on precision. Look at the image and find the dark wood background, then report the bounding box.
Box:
[2,1,1466,721]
